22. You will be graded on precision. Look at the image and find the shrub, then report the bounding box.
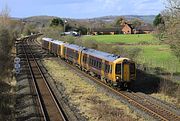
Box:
[0,27,12,78]
[62,35,75,44]
[83,39,98,49]
[138,41,150,45]
[127,48,142,60]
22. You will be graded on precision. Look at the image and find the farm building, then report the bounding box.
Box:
[91,23,154,35]
[91,27,123,35]
[134,24,154,34]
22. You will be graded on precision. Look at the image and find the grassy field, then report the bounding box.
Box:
[81,34,180,73]
[124,45,180,73]
[82,34,159,44]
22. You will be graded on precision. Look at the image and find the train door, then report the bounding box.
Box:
[123,61,130,81]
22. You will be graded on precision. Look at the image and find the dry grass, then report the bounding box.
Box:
[151,93,180,108]
[43,58,145,121]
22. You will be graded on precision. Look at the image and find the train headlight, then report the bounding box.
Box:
[116,76,119,79]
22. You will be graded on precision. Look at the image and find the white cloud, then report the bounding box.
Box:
[0,0,165,18]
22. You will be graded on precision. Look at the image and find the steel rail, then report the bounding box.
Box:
[26,38,67,121]
[21,37,67,121]
[21,41,47,121]
[58,57,180,121]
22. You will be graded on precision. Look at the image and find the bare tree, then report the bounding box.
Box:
[161,0,180,60]
[0,5,10,26]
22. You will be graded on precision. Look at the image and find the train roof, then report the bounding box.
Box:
[42,38,64,45]
[42,37,53,42]
[82,48,121,62]
[65,44,85,51]
[51,40,64,45]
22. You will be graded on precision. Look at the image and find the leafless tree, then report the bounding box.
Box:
[0,5,10,26]
[160,0,180,60]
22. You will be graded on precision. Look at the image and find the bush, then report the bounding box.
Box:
[138,41,150,45]
[62,35,76,44]
[127,48,142,60]
[0,27,12,78]
[82,39,98,49]
[42,26,63,39]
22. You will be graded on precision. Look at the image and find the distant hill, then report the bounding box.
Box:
[12,15,155,29]
[21,15,155,23]
[22,15,60,27]
[84,15,155,24]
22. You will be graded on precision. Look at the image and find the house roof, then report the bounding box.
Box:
[92,26,123,32]
[126,24,134,29]
[135,24,154,31]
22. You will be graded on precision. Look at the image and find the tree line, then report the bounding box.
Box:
[153,0,180,61]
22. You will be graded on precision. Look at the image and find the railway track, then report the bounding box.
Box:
[19,37,68,121]
[27,36,180,121]
[55,54,180,121]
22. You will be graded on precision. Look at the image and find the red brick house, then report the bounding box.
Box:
[122,23,134,34]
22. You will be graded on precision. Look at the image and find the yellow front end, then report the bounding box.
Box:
[111,58,136,87]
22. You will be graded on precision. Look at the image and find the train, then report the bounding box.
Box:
[42,37,136,88]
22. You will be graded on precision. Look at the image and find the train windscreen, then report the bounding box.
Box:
[115,64,121,74]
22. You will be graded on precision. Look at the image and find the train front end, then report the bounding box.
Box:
[113,58,136,88]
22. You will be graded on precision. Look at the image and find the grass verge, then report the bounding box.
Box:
[43,58,145,121]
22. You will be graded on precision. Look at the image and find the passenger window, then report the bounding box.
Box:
[99,62,102,69]
[105,64,110,73]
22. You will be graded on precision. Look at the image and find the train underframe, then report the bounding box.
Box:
[81,66,131,89]
[60,57,132,89]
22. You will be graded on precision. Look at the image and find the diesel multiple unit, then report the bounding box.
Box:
[42,37,136,88]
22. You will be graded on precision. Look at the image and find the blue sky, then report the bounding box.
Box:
[0,0,165,18]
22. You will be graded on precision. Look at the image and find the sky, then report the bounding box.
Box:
[0,0,165,18]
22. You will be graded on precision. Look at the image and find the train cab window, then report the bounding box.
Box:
[130,63,135,74]
[115,64,121,74]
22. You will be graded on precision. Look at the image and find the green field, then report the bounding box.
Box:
[82,34,159,44]
[81,34,180,73]
[124,45,180,73]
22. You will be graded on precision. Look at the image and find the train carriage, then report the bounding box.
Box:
[64,44,85,66]
[42,38,65,58]
[81,48,136,87]
[42,38,53,50]
[50,40,65,57]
